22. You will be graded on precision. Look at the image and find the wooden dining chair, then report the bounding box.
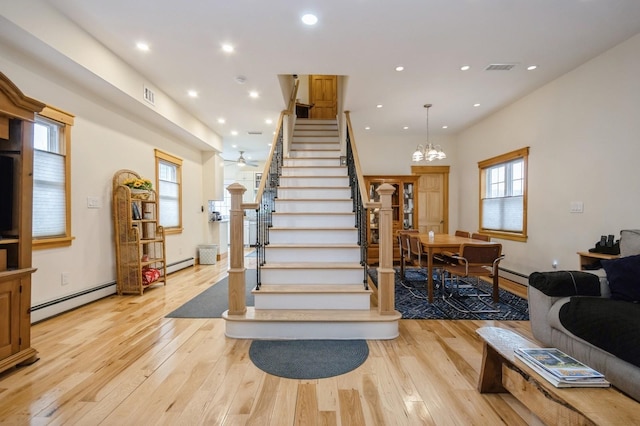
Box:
[441,243,504,313]
[471,232,490,241]
[455,230,471,238]
[398,230,419,277]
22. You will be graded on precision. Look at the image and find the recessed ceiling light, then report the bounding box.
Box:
[473,103,481,107]
[222,44,234,53]
[187,90,198,98]
[376,104,383,108]
[460,65,471,71]
[527,65,538,71]
[249,91,259,98]
[442,125,448,129]
[218,118,226,124]
[395,66,404,72]
[136,42,150,51]
[231,130,238,136]
[265,119,273,124]
[365,126,371,130]
[301,14,318,25]
[232,144,237,148]
[268,143,272,146]
[403,126,409,130]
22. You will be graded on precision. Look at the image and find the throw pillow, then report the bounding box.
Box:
[620,229,640,257]
[601,254,640,302]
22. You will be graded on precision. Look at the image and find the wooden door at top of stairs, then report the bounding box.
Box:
[412,166,450,234]
[309,75,337,119]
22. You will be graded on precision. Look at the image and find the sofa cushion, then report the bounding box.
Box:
[601,254,640,302]
[559,297,640,368]
[620,229,640,257]
[528,271,600,297]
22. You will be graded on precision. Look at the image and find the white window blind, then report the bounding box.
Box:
[33,149,66,237]
[158,161,179,228]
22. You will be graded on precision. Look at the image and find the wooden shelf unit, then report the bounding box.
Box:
[365,175,418,264]
[0,72,45,374]
[112,170,167,295]
[577,251,619,270]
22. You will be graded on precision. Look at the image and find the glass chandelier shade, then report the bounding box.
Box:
[412,104,446,162]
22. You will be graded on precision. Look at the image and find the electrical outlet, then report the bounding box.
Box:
[570,201,584,213]
[87,196,100,208]
[61,272,69,286]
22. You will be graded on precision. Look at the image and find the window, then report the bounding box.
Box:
[33,106,74,248]
[478,147,529,242]
[155,149,182,233]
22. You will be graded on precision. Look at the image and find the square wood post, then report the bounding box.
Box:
[226,183,247,315]
[376,183,396,315]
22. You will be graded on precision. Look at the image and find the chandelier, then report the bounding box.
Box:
[412,103,446,162]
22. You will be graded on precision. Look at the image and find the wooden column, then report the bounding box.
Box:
[227,183,247,315]
[376,183,396,315]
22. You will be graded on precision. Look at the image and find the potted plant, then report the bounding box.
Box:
[123,177,153,199]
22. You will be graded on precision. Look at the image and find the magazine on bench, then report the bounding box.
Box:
[514,347,610,388]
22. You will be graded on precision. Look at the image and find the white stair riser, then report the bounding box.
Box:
[281,167,346,177]
[272,214,354,228]
[278,187,351,199]
[279,176,349,187]
[288,150,341,159]
[295,119,337,126]
[224,320,399,340]
[261,268,364,284]
[275,200,353,213]
[269,229,358,244]
[283,158,341,167]
[265,247,361,263]
[291,141,340,152]
[294,124,338,130]
[293,130,338,137]
[254,293,370,310]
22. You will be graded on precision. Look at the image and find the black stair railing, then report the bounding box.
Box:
[345,111,371,290]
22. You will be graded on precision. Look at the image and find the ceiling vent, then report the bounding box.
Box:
[485,63,516,71]
[247,131,263,135]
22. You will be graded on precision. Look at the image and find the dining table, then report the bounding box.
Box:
[403,233,494,303]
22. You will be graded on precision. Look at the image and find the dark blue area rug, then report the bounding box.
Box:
[166,272,256,318]
[249,339,369,379]
[369,268,529,320]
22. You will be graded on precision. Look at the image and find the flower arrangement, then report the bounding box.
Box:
[123,177,153,191]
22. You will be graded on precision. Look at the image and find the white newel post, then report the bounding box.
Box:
[376,183,396,315]
[227,183,247,315]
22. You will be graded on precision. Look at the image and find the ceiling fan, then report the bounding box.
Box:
[223,151,258,167]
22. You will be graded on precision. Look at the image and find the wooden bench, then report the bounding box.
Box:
[476,326,640,425]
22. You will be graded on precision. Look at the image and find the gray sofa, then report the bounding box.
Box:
[528,260,640,402]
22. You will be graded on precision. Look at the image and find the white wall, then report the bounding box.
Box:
[0,45,218,316]
[455,33,640,275]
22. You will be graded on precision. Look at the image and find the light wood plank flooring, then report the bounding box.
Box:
[0,254,537,425]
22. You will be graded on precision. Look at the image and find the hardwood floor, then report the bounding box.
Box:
[0,254,537,425]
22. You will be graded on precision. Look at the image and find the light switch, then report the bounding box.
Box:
[570,201,584,213]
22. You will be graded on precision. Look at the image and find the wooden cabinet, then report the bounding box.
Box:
[112,170,166,295]
[365,175,418,264]
[0,72,45,374]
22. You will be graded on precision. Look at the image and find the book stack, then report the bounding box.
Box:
[514,348,610,388]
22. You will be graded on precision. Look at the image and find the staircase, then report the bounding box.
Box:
[223,118,400,339]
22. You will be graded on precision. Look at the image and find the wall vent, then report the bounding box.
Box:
[247,131,263,135]
[485,63,516,71]
[143,84,156,105]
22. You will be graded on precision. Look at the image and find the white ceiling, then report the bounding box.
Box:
[26,1,640,161]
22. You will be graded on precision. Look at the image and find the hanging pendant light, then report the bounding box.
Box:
[411,103,446,162]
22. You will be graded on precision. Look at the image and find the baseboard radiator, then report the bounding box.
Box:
[498,267,529,286]
[31,257,196,323]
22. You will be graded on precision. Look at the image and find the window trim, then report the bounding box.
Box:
[155,149,183,234]
[33,105,75,250]
[478,147,529,242]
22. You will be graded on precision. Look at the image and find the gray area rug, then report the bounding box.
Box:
[166,272,256,318]
[249,339,369,379]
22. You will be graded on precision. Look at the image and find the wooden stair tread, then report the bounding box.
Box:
[261,262,363,269]
[224,307,401,322]
[253,284,371,294]
[267,243,359,248]
[272,212,354,216]
[275,198,351,201]
[281,175,347,178]
[277,186,350,189]
[270,226,357,230]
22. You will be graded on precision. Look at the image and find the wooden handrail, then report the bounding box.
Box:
[344,111,378,209]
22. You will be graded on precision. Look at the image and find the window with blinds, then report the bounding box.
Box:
[155,150,183,233]
[478,147,529,242]
[32,107,74,248]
